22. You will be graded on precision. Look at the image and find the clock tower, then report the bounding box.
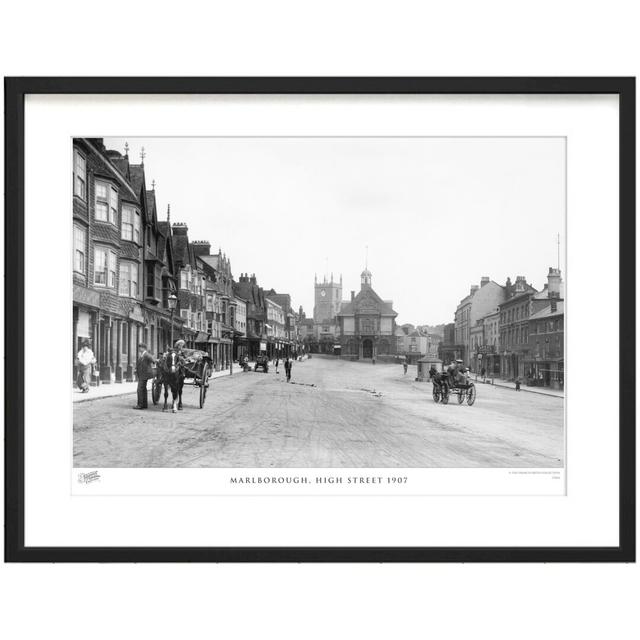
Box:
[313,272,342,323]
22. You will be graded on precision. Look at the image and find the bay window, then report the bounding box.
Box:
[95,181,118,224]
[94,245,117,287]
[180,267,192,290]
[74,224,87,273]
[119,261,139,298]
[74,149,86,199]
[121,205,140,242]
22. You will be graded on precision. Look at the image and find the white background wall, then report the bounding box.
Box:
[1,2,638,639]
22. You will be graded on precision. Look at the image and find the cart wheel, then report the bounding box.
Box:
[152,378,162,405]
[457,388,465,404]
[432,386,441,403]
[199,363,209,409]
[467,384,476,406]
[441,388,449,405]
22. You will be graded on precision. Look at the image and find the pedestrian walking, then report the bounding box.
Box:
[403,361,408,375]
[275,357,280,374]
[284,357,292,382]
[76,341,96,392]
[134,343,156,410]
[480,366,486,379]
[515,377,521,392]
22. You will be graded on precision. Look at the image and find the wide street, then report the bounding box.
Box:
[74,355,564,468]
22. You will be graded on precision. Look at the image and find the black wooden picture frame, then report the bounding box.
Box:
[4,77,635,562]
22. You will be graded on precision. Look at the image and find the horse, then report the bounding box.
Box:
[157,350,185,413]
[429,367,449,391]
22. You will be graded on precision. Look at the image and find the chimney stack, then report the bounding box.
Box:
[470,285,479,296]
[351,290,355,301]
[191,240,211,257]
[550,299,558,313]
[172,222,188,236]
[480,276,490,287]
[547,267,562,298]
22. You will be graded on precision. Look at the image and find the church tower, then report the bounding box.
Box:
[313,272,342,323]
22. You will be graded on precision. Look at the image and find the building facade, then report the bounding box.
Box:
[498,276,538,380]
[266,290,298,357]
[396,324,430,364]
[472,309,500,375]
[197,247,235,371]
[73,138,184,385]
[525,268,564,389]
[454,277,506,365]
[438,322,464,364]
[336,268,398,360]
[527,300,564,389]
[233,296,248,362]
[233,274,269,360]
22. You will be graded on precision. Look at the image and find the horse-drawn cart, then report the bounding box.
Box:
[430,370,476,406]
[152,349,212,409]
[182,350,212,408]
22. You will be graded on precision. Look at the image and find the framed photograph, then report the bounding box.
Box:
[5,77,635,562]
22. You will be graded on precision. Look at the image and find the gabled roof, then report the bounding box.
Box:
[529,301,564,320]
[337,285,396,317]
[110,157,130,182]
[233,280,266,309]
[145,190,158,226]
[533,283,565,300]
[197,256,218,281]
[128,164,145,199]
[500,286,538,307]
[171,234,191,269]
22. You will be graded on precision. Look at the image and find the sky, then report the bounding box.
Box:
[104,137,565,325]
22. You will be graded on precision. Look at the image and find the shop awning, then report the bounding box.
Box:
[194,332,210,343]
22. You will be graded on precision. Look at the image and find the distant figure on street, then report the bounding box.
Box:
[275,357,280,374]
[403,361,408,375]
[372,357,376,365]
[76,341,96,393]
[134,343,156,410]
[480,366,486,379]
[284,357,292,382]
[515,377,521,391]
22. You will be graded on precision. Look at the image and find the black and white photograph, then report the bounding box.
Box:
[72,135,566,473]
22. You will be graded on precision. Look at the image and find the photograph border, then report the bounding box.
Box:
[5,76,635,562]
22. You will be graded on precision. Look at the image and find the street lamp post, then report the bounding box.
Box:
[168,293,178,348]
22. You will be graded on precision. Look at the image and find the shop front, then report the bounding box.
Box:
[525,357,564,390]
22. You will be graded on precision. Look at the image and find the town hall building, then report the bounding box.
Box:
[336,268,398,360]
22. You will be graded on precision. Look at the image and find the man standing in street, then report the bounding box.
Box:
[134,343,155,410]
[284,357,292,382]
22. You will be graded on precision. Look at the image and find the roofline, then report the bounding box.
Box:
[499,289,538,306]
[83,139,139,200]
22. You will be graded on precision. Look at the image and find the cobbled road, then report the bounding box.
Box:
[73,355,564,468]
